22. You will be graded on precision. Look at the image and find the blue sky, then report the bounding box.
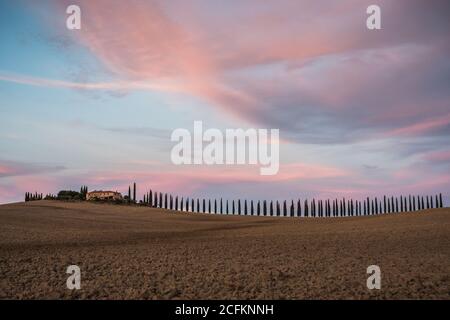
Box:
[1,0,449,205]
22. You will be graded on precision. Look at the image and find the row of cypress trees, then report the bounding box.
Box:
[25,192,43,202]
[140,191,444,217]
[126,182,137,203]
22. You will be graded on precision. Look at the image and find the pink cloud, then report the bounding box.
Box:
[423,150,450,163]
[387,113,450,137]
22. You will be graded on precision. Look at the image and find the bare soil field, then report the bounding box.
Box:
[0,200,449,299]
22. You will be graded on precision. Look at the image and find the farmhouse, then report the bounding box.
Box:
[86,190,122,201]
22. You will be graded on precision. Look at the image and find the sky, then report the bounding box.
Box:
[0,0,449,205]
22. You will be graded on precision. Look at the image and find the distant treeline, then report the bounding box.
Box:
[25,186,88,202]
[140,189,444,217]
[24,183,445,217]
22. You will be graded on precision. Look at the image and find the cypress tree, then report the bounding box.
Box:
[304,200,309,217]
[220,198,223,214]
[439,193,443,208]
[133,182,136,203]
[276,201,280,216]
[174,196,178,211]
[263,200,267,216]
[244,200,248,216]
[226,200,229,215]
[232,200,235,215]
[257,201,261,216]
[214,199,217,214]
[290,200,294,217]
[435,194,439,209]
[270,201,274,216]
[312,199,316,217]
[430,196,434,209]
[250,200,254,216]
[421,196,424,211]
[297,200,301,217]
[128,186,131,204]
[203,199,206,213]
[375,198,378,214]
[426,196,430,209]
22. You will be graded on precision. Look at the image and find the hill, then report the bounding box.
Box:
[0,200,449,299]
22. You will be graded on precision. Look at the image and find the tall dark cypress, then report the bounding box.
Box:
[244,200,248,216]
[374,198,378,214]
[276,201,280,216]
[203,199,206,213]
[220,198,223,214]
[270,201,274,216]
[312,199,316,217]
[226,200,229,215]
[283,201,287,217]
[238,200,241,215]
[128,186,131,203]
[133,182,136,203]
[232,200,235,215]
[263,200,267,216]
[426,196,430,209]
[257,201,261,216]
[214,199,217,214]
[164,194,168,209]
[430,196,434,209]
[304,200,309,217]
[439,193,443,208]
[250,200,254,216]
[297,200,301,217]
[421,196,424,211]
[290,200,294,217]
